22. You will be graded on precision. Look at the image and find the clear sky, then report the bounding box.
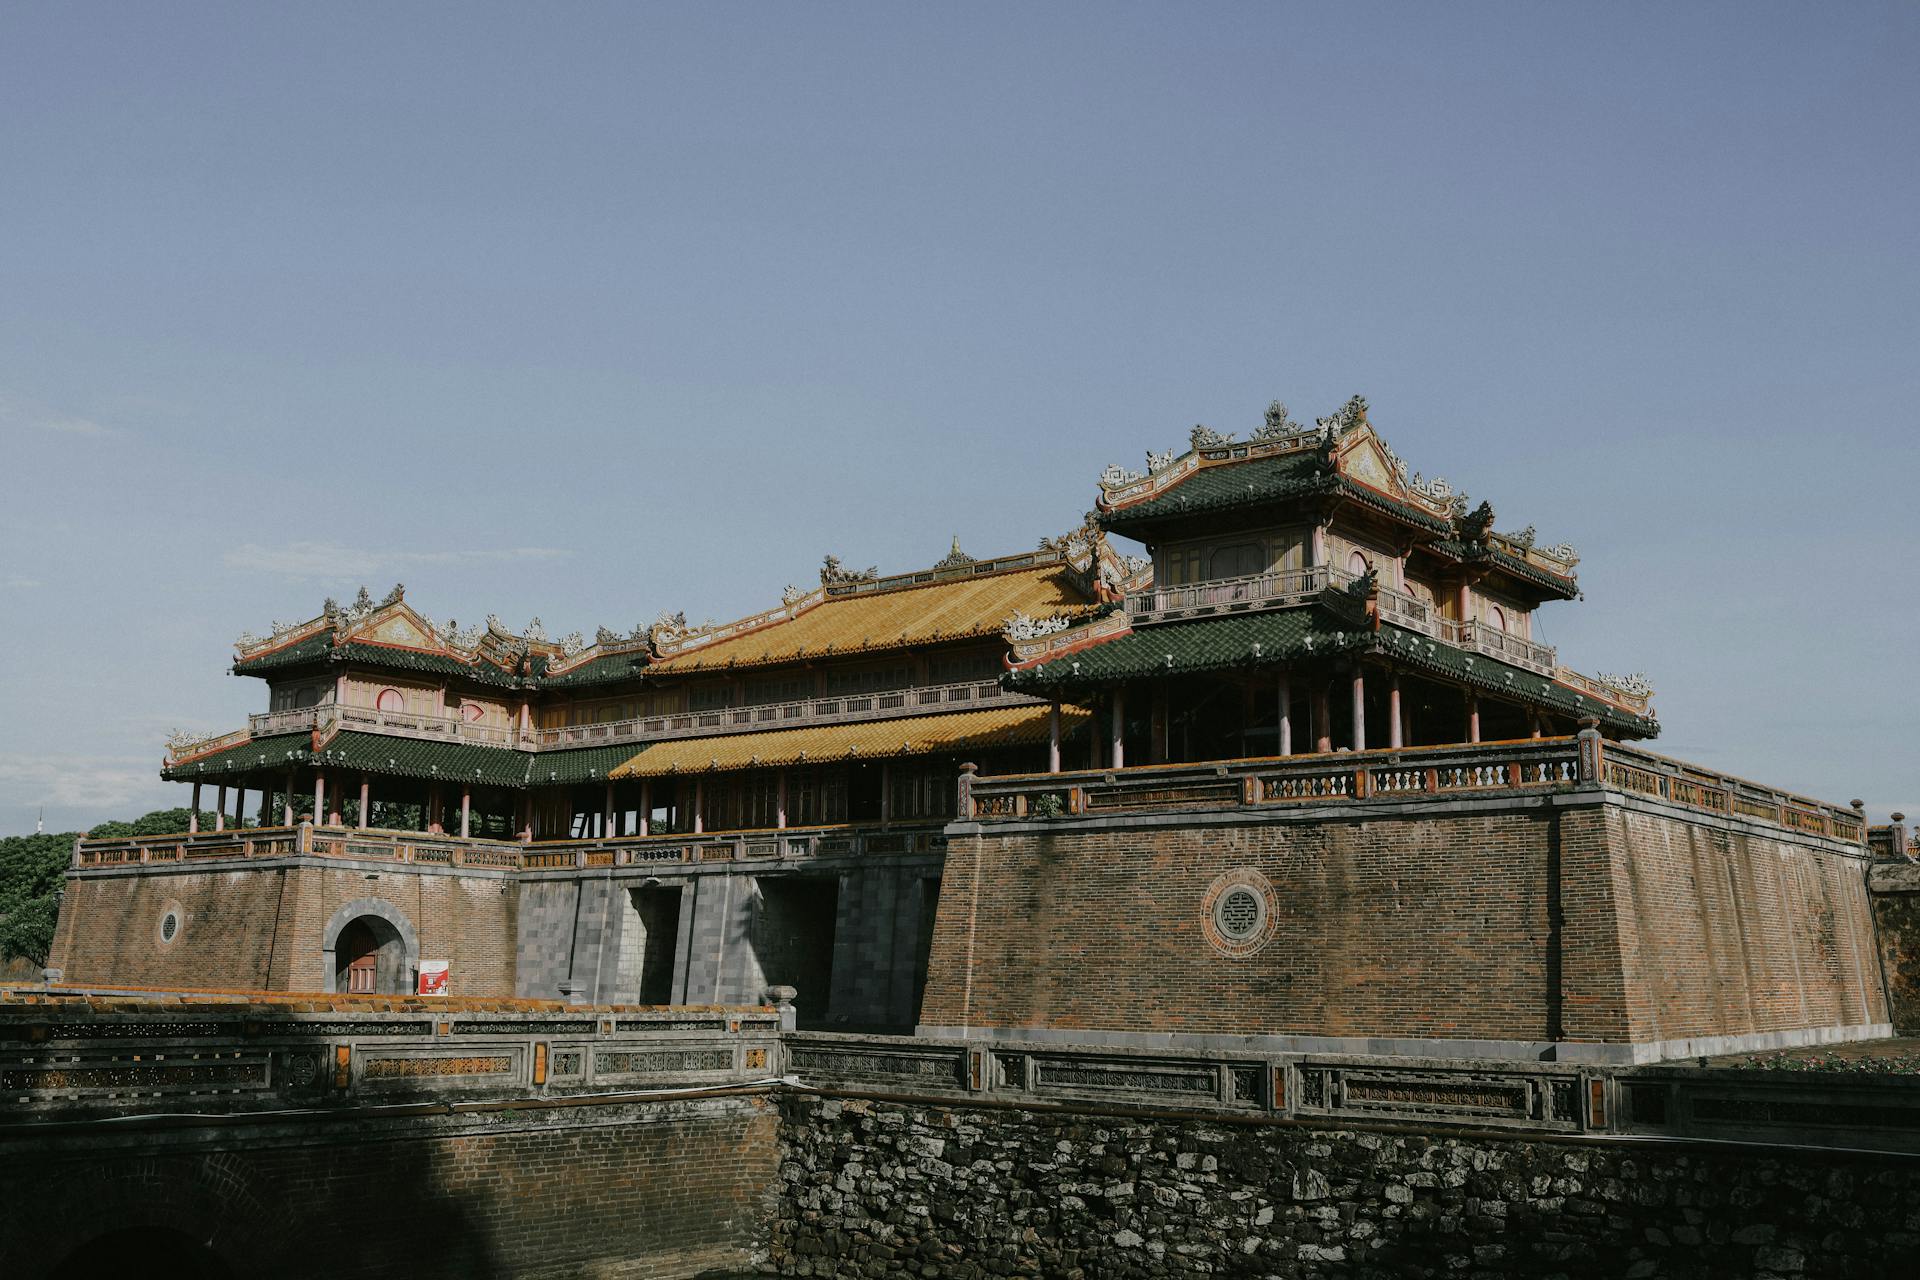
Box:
[2,3,1915,833]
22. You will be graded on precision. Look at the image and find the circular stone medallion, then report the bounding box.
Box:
[1200,869,1277,958]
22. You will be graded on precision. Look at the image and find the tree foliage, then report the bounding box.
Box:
[0,808,224,969]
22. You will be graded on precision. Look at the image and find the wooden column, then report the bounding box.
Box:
[693,779,704,834]
[1110,687,1126,769]
[879,763,892,827]
[190,783,201,834]
[1529,711,1543,740]
[1467,693,1481,744]
[1350,671,1366,752]
[1313,685,1333,754]
[215,784,227,832]
[639,779,652,837]
[1311,524,1327,566]
[231,785,244,830]
[283,770,294,825]
[1388,674,1403,750]
[461,786,472,839]
[428,782,441,833]
[1047,702,1061,773]
[775,771,786,829]
[259,787,271,824]
[1277,673,1292,756]
[358,776,371,829]
[602,782,614,838]
[1151,683,1170,764]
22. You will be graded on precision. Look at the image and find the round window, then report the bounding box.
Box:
[1216,889,1262,939]
[1201,870,1276,958]
[157,908,182,945]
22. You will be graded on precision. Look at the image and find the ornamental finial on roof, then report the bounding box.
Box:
[934,537,976,570]
[1190,424,1235,449]
[1253,400,1301,441]
[1316,394,1369,438]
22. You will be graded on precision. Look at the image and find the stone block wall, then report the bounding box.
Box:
[921,789,1885,1060]
[770,1094,1920,1278]
[1868,861,1920,1033]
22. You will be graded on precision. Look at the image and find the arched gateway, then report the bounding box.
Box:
[320,898,419,995]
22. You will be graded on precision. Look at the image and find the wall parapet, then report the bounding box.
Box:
[0,994,781,1120]
[784,1032,1920,1157]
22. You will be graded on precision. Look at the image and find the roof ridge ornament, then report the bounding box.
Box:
[1315,394,1369,438]
[1252,400,1302,441]
[934,537,976,570]
[1190,424,1236,449]
[821,554,878,587]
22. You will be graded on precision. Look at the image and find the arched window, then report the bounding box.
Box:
[1348,550,1371,578]
[375,688,404,713]
[461,701,485,723]
[1489,605,1508,633]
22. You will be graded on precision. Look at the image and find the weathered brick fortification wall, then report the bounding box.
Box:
[772,1094,1920,1278]
[49,860,518,995]
[921,791,1884,1059]
[1868,862,1920,1033]
[0,1096,779,1279]
[1601,803,1886,1050]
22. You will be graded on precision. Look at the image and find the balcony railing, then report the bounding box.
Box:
[535,679,1040,749]
[1122,568,1642,709]
[74,822,946,872]
[960,734,1864,845]
[963,737,1586,821]
[247,703,523,749]
[1124,565,1341,625]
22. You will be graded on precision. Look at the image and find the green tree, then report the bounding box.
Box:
[0,807,225,969]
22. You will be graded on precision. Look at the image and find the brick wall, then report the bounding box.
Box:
[51,861,518,997]
[0,1096,779,1279]
[921,793,1884,1056]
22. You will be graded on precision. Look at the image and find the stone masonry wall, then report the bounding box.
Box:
[51,860,518,996]
[772,1094,1920,1279]
[1868,861,1920,1033]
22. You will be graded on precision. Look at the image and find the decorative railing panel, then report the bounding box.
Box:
[76,822,948,872]
[535,679,1040,750]
[1601,743,1864,844]
[962,734,1864,846]
[0,1001,781,1118]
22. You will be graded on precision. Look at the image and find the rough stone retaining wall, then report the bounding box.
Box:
[770,1094,1920,1278]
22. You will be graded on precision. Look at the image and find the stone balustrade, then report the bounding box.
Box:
[960,733,1865,845]
[0,992,782,1119]
[74,821,946,872]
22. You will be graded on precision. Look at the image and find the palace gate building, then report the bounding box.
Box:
[50,398,1889,1062]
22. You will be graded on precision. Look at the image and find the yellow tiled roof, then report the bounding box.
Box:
[608,703,1090,778]
[650,564,1092,674]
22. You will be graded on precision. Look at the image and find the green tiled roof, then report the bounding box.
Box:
[231,635,334,673]
[1004,610,1656,736]
[1428,541,1580,601]
[1377,626,1653,734]
[1004,609,1372,692]
[528,743,644,785]
[163,733,314,780]
[309,732,532,787]
[1099,452,1451,535]
[166,731,640,789]
[538,651,651,689]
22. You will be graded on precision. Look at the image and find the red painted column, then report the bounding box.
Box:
[1313,685,1333,754]
[215,784,227,832]
[1047,701,1061,773]
[1467,693,1481,744]
[1110,687,1126,769]
[359,775,371,829]
[190,782,202,834]
[1277,673,1292,756]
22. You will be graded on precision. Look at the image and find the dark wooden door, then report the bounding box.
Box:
[339,920,379,994]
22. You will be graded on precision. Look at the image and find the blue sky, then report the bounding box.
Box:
[2,3,1915,832]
